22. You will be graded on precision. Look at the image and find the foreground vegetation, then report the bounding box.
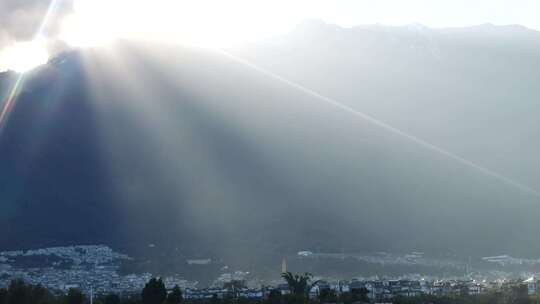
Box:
[2,275,540,304]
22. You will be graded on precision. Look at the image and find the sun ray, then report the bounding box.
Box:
[217,49,540,199]
[0,75,25,132]
[0,0,59,135]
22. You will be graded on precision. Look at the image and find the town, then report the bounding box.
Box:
[2,245,540,303]
[181,276,540,302]
[2,272,540,304]
[0,245,196,295]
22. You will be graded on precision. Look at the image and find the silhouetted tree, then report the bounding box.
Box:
[266,289,282,304]
[2,280,53,304]
[350,287,369,303]
[120,297,141,304]
[281,272,320,304]
[166,285,182,304]
[141,278,167,304]
[281,272,316,296]
[318,288,337,303]
[506,284,530,304]
[339,292,353,304]
[237,297,252,304]
[103,294,121,304]
[7,280,28,304]
[0,288,7,304]
[29,284,52,304]
[282,294,305,304]
[65,288,85,304]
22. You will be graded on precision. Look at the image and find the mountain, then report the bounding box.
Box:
[238,21,540,189]
[1,23,540,273]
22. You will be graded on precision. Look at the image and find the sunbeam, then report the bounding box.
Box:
[217,49,540,199]
[0,75,24,132]
[0,0,60,134]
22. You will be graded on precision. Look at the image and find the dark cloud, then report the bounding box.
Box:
[0,0,73,51]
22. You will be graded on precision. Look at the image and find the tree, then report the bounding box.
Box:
[350,287,369,303]
[120,297,141,304]
[29,284,53,304]
[210,294,219,304]
[4,280,52,304]
[237,297,252,304]
[339,292,353,304]
[266,289,282,304]
[318,288,337,303]
[65,288,85,304]
[282,294,305,304]
[506,284,530,304]
[166,285,182,304]
[7,279,28,304]
[103,294,121,304]
[141,278,167,304]
[0,288,7,304]
[281,272,315,296]
[281,272,320,304]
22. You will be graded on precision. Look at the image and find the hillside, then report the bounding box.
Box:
[1,24,540,273]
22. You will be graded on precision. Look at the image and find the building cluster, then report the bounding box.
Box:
[481,255,540,267]
[0,245,196,296]
[2,245,540,301]
[0,245,131,266]
[343,279,487,301]
[184,288,263,300]
[0,266,196,296]
[185,278,540,302]
[295,251,465,269]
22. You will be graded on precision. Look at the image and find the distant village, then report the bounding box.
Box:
[182,277,540,302]
[2,245,540,302]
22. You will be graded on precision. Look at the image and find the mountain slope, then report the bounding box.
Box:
[1,28,540,269]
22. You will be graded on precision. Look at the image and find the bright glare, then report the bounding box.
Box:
[58,0,540,50]
[60,0,303,48]
[0,39,49,73]
[60,15,117,48]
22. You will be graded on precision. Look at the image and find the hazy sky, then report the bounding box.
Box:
[1,0,540,71]
[300,0,540,28]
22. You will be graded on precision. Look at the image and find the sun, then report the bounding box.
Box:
[0,39,49,73]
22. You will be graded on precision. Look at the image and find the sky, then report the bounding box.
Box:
[1,0,540,71]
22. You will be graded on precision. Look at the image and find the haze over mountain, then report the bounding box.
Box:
[1,22,540,271]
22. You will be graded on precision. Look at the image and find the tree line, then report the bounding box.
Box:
[0,278,182,304]
[2,273,540,304]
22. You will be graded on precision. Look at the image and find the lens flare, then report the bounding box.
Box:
[0,76,24,132]
[218,49,540,199]
[0,0,58,134]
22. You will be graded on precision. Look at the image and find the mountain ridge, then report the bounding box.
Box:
[1,24,540,268]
